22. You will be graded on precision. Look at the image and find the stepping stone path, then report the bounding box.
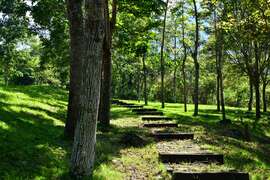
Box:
[114,100,250,180]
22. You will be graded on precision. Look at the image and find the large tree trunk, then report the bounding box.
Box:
[193,0,199,116]
[69,0,105,177]
[248,75,253,111]
[142,53,148,105]
[98,0,117,127]
[160,0,169,108]
[65,0,84,139]
[254,42,261,119]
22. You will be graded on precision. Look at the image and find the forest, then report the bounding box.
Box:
[0,0,269,179]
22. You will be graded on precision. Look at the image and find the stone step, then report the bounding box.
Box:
[142,116,173,121]
[143,123,178,128]
[122,105,144,108]
[136,111,163,115]
[159,153,224,164]
[172,172,249,180]
[132,108,158,112]
[152,132,194,140]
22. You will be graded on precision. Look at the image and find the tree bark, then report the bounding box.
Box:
[142,53,148,105]
[193,0,199,116]
[160,0,169,108]
[262,82,267,112]
[254,42,261,119]
[214,9,220,112]
[69,0,105,177]
[217,32,226,121]
[65,0,84,139]
[98,0,117,127]
[181,3,187,112]
[248,75,253,111]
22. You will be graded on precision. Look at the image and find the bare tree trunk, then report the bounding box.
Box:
[217,32,226,121]
[181,2,187,112]
[262,82,267,112]
[173,67,177,103]
[214,10,220,112]
[173,29,177,103]
[137,73,141,102]
[98,0,117,127]
[193,0,199,116]
[248,75,253,111]
[69,0,105,177]
[142,53,148,105]
[160,0,169,108]
[65,0,84,139]
[254,42,261,119]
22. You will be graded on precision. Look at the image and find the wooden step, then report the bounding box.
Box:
[136,111,163,115]
[143,123,178,128]
[159,153,224,164]
[142,116,173,121]
[172,172,249,180]
[116,102,134,105]
[132,108,158,112]
[152,132,194,140]
[111,100,120,104]
[122,105,144,108]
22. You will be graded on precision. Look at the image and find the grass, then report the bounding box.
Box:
[0,85,269,179]
[126,100,270,180]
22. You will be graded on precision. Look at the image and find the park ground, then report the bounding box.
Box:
[0,85,269,179]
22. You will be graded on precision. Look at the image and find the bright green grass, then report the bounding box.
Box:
[125,100,270,180]
[0,85,269,179]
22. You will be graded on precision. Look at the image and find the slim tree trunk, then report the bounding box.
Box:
[254,42,261,119]
[193,0,199,116]
[69,0,105,177]
[263,82,267,112]
[137,73,141,102]
[142,53,148,105]
[173,28,177,103]
[181,2,187,112]
[214,10,220,112]
[98,0,117,127]
[217,32,226,121]
[65,0,84,139]
[160,0,169,108]
[173,67,177,103]
[248,75,253,111]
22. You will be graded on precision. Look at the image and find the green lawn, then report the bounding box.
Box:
[0,85,269,179]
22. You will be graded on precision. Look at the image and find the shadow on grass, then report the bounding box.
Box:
[161,110,270,175]
[0,87,153,179]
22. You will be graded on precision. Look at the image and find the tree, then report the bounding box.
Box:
[192,0,200,116]
[68,0,106,177]
[160,0,169,108]
[98,0,117,127]
[64,0,84,139]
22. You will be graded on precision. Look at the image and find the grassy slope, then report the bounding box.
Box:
[126,100,270,180]
[0,85,269,179]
